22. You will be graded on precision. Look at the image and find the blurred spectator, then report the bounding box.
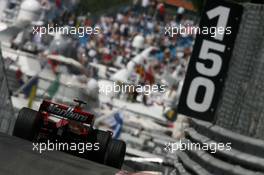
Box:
[156,1,165,22]
[141,0,150,13]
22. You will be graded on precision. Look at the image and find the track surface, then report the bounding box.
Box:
[0,133,119,175]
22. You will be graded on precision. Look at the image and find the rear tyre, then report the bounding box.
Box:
[89,129,111,163]
[104,139,126,169]
[13,107,40,141]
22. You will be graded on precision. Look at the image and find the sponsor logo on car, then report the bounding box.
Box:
[47,104,87,122]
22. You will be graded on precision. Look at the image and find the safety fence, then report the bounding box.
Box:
[0,45,15,134]
[215,2,264,140]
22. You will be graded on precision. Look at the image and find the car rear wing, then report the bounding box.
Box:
[39,100,95,125]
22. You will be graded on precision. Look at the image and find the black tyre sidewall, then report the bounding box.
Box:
[104,139,126,169]
[13,107,40,141]
[89,129,111,163]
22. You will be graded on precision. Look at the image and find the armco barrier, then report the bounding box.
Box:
[177,150,211,175]
[0,45,15,134]
[180,121,264,174]
[185,126,264,172]
[190,119,264,158]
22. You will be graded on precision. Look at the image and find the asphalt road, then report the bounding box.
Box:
[0,132,119,175]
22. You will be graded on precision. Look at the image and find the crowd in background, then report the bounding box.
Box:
[10,0,197,111]
[44,0,194,78]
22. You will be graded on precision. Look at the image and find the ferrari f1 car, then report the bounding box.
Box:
[13,99,126,169]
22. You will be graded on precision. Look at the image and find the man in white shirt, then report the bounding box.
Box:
[141,0,149,8]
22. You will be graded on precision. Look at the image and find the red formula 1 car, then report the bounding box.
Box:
[13,99,126,169]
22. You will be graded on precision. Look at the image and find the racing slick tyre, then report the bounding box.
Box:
[90,129,111,164]
[13,107,40,141]
[104,139,126,169]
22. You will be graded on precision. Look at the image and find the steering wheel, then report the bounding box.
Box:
[73,99,87,107]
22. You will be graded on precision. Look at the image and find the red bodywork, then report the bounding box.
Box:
[38,100,96,136]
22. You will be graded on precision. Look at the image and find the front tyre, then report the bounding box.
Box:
[104,139,126,169]
[13,107,40,141]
